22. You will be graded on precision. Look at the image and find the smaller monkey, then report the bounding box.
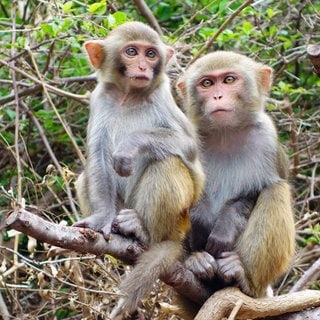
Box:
[74,22,204,318]
[172,51,296,319]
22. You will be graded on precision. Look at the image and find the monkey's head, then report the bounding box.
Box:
[84,22,174,93]
[177,51,273,132]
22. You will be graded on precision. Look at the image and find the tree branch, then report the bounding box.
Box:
[187,0,254,68]
[133,0,163,35]
[194,287,320,320]
[2,208,143,264]
[307,44,320,77]
[3,209,320,320]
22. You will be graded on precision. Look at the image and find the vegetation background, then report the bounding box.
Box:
[0,0,319,319]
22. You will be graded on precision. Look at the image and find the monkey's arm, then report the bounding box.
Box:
[112,128,197,177]
[74,107,117,239]
[233,180,295,297]
[205,197,256,257]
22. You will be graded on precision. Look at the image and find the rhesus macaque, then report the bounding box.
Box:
[173,51,296,318]
[74,21,204,317]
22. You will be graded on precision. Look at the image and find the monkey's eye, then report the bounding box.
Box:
[125,47,138,56]
[146,49,157,58]
[200,79,214,87]
[224,76,236,84]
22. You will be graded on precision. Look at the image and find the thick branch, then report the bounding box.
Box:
[195,287,320,320]
[3,209,320,320]
[307,44,320,77]
[2,208,143,264]
[2,208,213,303]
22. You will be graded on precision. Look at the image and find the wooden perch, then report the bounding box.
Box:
[195,287,320,320]
[2,208,320,319]
[2,208,144,264]
[307,44,320,77]
[2,208,208,303]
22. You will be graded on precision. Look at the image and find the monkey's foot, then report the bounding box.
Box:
[111,209,150,247]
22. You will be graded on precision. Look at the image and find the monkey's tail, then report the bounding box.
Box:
[119,240,182,313]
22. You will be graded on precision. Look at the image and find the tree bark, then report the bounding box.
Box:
[194,287,320,320]
[2,208,320,319]
[307,44,320,77]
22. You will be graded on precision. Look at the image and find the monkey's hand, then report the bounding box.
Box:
[184,251,218,280]
[216,251,250,294]
[111,209,150,248]
[205,228,237,257]
[112,142,140,177]
[73,214,113,241]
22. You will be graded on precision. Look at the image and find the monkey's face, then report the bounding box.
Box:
[118,41,163,89]
[192,69,251,129]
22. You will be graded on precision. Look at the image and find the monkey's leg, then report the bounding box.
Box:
[236,180,295,297]
[74,172,90,216]
[111,156,196,317]
[128,156,195,244]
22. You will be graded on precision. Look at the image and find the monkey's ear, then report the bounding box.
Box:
[176,78,186,98]
[165,46,175,64]
[259,67,273,91]
[84,40,106,69]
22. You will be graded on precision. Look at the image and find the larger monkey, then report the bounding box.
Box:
[173,51,296,318]
[74,22,204,317]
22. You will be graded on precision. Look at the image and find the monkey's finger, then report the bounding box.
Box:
[185,251,217,279]
[112,155,133,177]
[118,208,138,217]
[217,252,245,283]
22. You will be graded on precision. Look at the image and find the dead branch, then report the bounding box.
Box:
[0,59,89,104]
[307,44,320,77]
[2,208,144,264]
[194,287,320,320]
[289,256,320,293]
[3,208,320,320]
[2,207,209,304]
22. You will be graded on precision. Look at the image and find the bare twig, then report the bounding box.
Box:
[10,2,22,206]
[289,256,320,293]
[133,0,163,35]
[0,59,90,104]
[27,49,86,167]
[187,0,254,68]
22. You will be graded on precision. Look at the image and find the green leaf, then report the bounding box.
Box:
[218,0,228,13]
[4,108,16,120]
[106,14,116,27]
[112,11,127,25]
[266,8,276,19]
[157,2,171,22]
[242,21,252,33]
[62,1,73,13]
[41,24,55,37]
[88,1,106,15]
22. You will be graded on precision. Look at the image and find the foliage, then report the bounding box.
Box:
[0,0,319,319]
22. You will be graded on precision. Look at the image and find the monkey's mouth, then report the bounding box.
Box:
[129,76,150,81]
[212,108,233,114]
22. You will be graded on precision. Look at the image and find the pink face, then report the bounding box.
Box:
[195,70,245,125]
[121,41,161,88]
